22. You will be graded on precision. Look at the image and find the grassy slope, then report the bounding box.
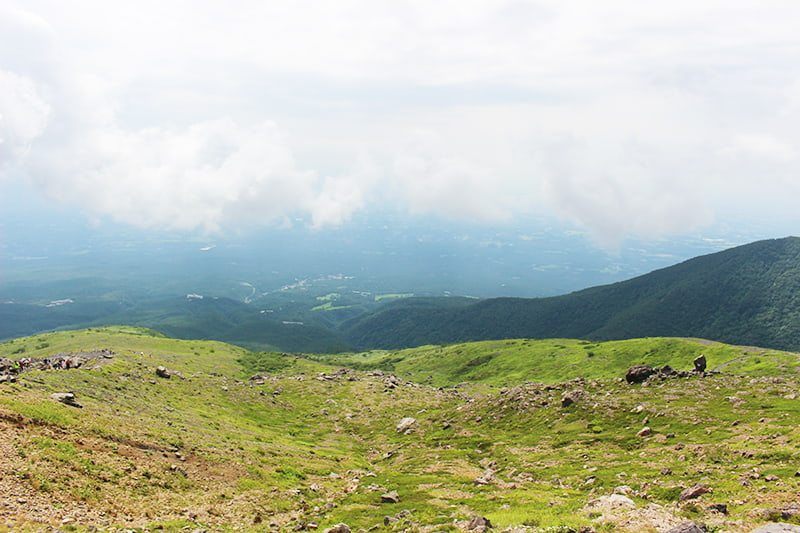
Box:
[1,328,800,532]
[319,337,799,386]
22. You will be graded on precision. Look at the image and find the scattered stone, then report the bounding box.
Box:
[381,490,400,504]
[396,417,416,433]
[156,366,171,379]
[383,516,398,526]
[637,426,652,437]
[626,365,656,384]
[693,355,707,373]
[678,483,712,502]
[467,515,492,531]
[666,521,708,533]
[765,474,780,482]
[51,392,83,408]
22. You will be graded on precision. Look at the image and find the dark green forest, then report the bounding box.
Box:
[342,236,800,351]
[4,237,800,353]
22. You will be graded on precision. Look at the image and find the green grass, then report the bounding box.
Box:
[314,337,798,386]
[2,328,800,532]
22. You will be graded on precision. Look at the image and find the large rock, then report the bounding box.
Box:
[693,355,707,372]
[156,366,171,379]
[748,525,800,533]
[626,365,657,384]
[584,494,636,511]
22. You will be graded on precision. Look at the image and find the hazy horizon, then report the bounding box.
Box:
[3,1,800,300]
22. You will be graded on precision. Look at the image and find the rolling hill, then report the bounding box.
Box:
[343,236,800,350]
[2,327,800,532]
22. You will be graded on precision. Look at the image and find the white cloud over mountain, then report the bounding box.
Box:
[2,0,800,243]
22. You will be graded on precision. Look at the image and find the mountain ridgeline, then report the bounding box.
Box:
[342,236,800,351]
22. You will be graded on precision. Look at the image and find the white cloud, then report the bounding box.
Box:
[3,1,800,243]
[0,70,50,165]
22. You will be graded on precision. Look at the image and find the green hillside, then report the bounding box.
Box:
[2,328,800,532]
[343,236,800,351]
[318,337,800,386]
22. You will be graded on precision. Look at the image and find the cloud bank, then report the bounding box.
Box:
[2,1,800,243]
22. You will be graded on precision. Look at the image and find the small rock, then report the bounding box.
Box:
[637,426,652,437]
[156,366,171,379]
[381,490,400,504]
[679,483,712,502]
[665,521,707,533]
[467,515,492,531]
[707,503,728,515]
[324,524,351,533]
[395,417,416,433]
[51,392,83,408]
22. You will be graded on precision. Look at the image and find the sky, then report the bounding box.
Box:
[2,0,800,249]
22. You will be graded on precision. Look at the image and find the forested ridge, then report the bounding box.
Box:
[343,236,800,350]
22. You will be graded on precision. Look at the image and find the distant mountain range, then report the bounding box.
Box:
[3,237,800,352]
[342,236,800,351]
